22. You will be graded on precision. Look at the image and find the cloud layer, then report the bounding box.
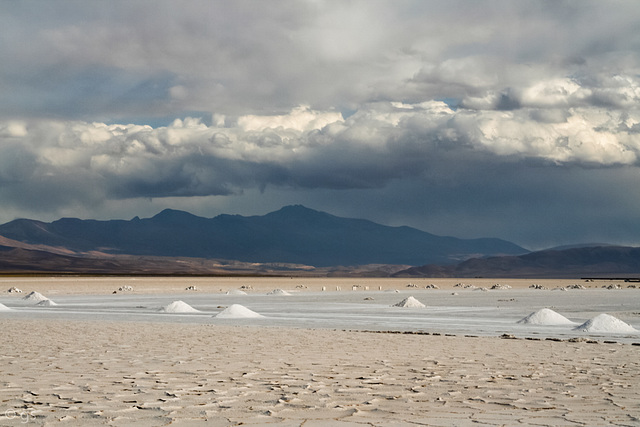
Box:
[1,1,639,249]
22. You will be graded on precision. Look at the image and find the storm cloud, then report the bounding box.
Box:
[1,1,639,249]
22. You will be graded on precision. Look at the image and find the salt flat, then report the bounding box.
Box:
[0,277,639,425]
[1,277,638,342]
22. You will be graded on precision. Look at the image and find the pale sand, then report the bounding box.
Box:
[1,318,639,426]
[0,277,628,295]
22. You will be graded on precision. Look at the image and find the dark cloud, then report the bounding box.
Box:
[0,1,639,249]
[1,98,638,249]
[2,66,178,121]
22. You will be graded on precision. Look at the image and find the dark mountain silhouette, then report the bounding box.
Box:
[393,245,640,278]
[0,205,527,267]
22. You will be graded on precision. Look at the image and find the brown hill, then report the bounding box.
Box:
[0,243,408,277]
[393,246,640,278]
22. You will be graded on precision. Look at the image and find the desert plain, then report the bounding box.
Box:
[0,277,639,426]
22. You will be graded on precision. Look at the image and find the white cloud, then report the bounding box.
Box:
[588,74,640,108]
[0,121,28,138]
[237,106,343,132]
[2,101,637,210]
[470,108,638,164]
[520,78,585,108]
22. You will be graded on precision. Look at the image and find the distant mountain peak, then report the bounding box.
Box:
[151,209,203,223]
[273,204,316,214]
[264,205,342,226]
[265,204,325,217]
[154,208,190,216]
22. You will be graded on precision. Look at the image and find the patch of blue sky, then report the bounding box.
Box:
[437,97,460,110]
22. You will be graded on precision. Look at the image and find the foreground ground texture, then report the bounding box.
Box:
[1,318,638,426]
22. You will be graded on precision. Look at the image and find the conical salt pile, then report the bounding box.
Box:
[0,302,11,311]
[159,301,200,313]
[216,304,263,319]
[23,291,49,303]
[226,289,248,295]
[573,314,637,333]
[517,308,576,325]
[392,296,426,308]
[266,289,291,296]
[37,299,58,306]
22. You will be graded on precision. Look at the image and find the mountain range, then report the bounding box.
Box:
[0,205,525,268]
[0,205,637,278]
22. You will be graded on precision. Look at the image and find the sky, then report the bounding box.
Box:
[1,0,640,250]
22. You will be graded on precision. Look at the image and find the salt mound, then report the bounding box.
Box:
[574,314,638,333]
[517,308,576,325]
[392,296,426,308]
[159,301,200,313]
[266,289,291,296]
[226,289,248,295]
[37,299,58,306]
[23,291,49,303]
[216,304,263,319]
[0,302,12,311]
